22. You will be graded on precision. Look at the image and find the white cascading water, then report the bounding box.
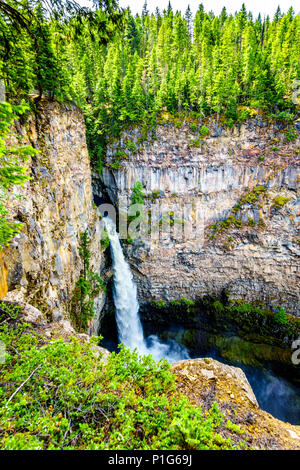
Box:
[104,217,190,362]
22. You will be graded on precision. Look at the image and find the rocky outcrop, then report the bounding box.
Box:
[14,301,111,362]
[1,99,105,331]
[172,357,300,449]
[97,116,300,316]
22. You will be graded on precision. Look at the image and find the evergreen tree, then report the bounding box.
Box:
[1,1,298,171]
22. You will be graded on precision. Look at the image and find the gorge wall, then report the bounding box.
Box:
[1,102,299,332]
[96,115,300,316]
[1,99,105,332]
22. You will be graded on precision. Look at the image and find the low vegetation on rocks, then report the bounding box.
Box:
[0,302,253,450]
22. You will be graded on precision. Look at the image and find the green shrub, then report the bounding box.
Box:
[200,125,209,136]
[271,111,295,123]
[150,190,162,201]
[101,227,110,250]
[115,150,128,159]
[125,139,137,153]
[225,118,235,129]
[0,103,38,248]
[285,128,297,142]
[226,420,244,435]
[212,300,225,314]
[71,231,105,332]
[110,161,123,170]
[152,299,168,308]
[96,157,105,175]
[232,186,266,211]
[238,109,251,121]
[131,181,145,205]
[211,216,243,236]
[273,196,290,208]
[188,137,202,148]
[170,298,195,312]
[170,299,181,307]
[181,297,195,308]
[0,319,244,450]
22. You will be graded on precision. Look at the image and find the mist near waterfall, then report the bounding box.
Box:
[244,366,300,425]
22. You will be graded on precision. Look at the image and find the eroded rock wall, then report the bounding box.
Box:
[97,116,300,315]
[1,99,105,330]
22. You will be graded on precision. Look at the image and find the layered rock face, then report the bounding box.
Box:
[97,117,300,315]
[1,100,105,330]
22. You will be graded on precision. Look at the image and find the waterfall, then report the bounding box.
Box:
[104,217,190,362]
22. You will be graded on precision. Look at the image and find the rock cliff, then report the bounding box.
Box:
[97,116,300,316]
[0,99,105,332]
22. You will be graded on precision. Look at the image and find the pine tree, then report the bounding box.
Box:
[3,1,297,153]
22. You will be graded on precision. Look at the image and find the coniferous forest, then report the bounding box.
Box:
[1,1,299,167]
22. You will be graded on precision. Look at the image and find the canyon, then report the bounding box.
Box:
[96,116,300,317]
[1,100,299,434]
